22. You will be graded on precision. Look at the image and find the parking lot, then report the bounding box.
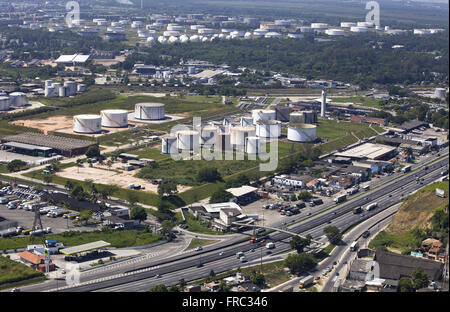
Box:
[0,185,99,234]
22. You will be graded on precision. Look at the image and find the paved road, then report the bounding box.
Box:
[37,155,448,292]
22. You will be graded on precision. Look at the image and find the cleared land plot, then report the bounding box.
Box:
[330,96,385,109]
[241,260,291,288]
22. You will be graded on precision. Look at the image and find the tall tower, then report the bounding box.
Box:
[141,0,143,10]
[320,89,327,118]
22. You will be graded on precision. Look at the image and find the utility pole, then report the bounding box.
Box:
[266,45,269,74]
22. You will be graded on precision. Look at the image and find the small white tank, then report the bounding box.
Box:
[0,96,10,111]
[287,124,317,142]
[161,135,178,154]
[252,109,276,125]
[177,130,200,150]
[256,120,282,138]
[73,114,102,133]
[240,116,254,126]
[434,88,446,99]
[230,126,256,146]
[77,84,86,93]
[58,86,67,97]
[135,103,165,120]
[101,109,128,128]
[64,81,77,96]
[200,125,218,145]
[245,136,261,154]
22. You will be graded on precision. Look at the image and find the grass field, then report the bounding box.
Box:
[0,229,165,251]
[241,260,291,288]
[331,96,385,109]
[185,238,220,251]
[0,256,46,290]
[176,211,227,235]
[369,181,449,254]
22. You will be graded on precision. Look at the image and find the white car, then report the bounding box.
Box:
[195,246,203,251]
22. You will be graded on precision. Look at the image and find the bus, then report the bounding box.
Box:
[402,165,412,173]
[349,241,359,252]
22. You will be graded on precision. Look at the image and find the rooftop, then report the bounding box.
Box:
[59,240,111,255]
[334,143,397,160]
[226,185,258,197]
[201,202,242,214]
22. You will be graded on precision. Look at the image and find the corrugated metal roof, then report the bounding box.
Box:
[59,240,111,255]
[3,141,52,151]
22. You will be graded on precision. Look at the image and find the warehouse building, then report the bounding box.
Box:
[334,143,397,161]
[1,132,98,157]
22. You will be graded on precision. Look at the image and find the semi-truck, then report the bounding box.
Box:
[299,275,314,288]
[347,188,359,195]
[365,202,378,211]
[352,207,363,214]
[334,194,347,204]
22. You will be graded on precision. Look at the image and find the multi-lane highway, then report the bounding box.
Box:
[27,154,446,292]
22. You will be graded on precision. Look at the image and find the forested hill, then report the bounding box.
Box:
[134,32,449,87]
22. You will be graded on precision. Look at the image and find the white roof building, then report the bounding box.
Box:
[55,54,90,64]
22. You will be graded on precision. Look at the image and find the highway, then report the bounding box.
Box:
[33,154,446,292]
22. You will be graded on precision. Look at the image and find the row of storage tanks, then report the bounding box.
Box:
[161,107,317,154]
[44,80,86,98]
[0,92,27,111]
[73,103,166,133]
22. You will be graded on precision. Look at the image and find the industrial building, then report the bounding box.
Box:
[334,143,397,161]
[1,132,98,157]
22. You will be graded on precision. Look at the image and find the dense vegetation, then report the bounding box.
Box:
[0,256,45,290]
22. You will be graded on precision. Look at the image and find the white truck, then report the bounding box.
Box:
[350,241,359,252]
[334,194,347,204]
[236,251,244,259]
[299,275,314,288]
[266,242,275,249]
[365,202,378,211]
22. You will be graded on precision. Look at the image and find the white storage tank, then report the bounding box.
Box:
[73,114,102,134]
[287,124,317,142]
[434,88,446,99]
[245,136,261,154]
[230,126,256,146]
[340,22,357,28]
[9,92,27,106]
[200,125,218,145]
[264,32,282,38]
[215,133,232,151]
[357,22,374,28]
[177,130,200,150]
[275,106,292,122]
[198,28,215,35]
[256,120,282,138]
[252,109,276,125]
[350,26,368,33]
[58,86,67,97]
[101,109,128,128]
[77,84,87,93]
[64,81,77,96]
[135,103,165,120]
[163,30,180,37]
[311,23,328,30]
[161,135,178,154]
[240,116,254,126]
[325,29,345,36]
[0,96,10,111]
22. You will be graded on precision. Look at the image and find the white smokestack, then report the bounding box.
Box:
[321,89,327,118]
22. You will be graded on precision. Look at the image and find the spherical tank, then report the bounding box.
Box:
[230,126,256,146]
[73,114,102,133]
[256,120,281,138]
[177,130,200,150]
[135,103,165,120]
[245,136,261,154]
[287,124,317,142]
[161,135,178,154]
[101,109,128,128]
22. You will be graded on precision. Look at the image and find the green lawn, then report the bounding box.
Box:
[0,229,165,251]
[331,96,385,109]
[241,260,291,288]
[0,256,46,290]
[176,211,227,235]
[185,238,220,251]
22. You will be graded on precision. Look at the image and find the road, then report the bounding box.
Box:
[24,154,445,292]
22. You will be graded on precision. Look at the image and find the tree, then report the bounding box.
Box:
[130,206,147,223]
[149,284,168,292]
[218,279,231,292]
[76,159,83,173]
[98,185,119,200]
[79,210,93,225]
[297,191,312,201]
[161,220,175,238]
[290,235,312,254]
[126,192,139,206]
[85,145,100,158]
[65,180,75,191]
[71,184,87,201]
[7,159,27,172]
[209,188,233,204]
[323,226,342,245]
[167,285,180,292]
[284,253,316,275]
[179,278,187,291]
[43,174,53,185]
[250,271,266,288]
[209,269,216,281]
[197,167,222,183]
[157,182,178,197]
[398,277,414,292]
[412,267,429,290]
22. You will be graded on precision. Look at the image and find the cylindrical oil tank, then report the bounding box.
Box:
[200,125,218,145]
[350,26,368,33]
[240,116,254,126]
[73,114,102,134]
[44,86,55,97]
[64,81,77,96]
[252,109,276,125]
[101,109,128,128]
[275,106,292,122]
[245,136,261,154]
[289,112,303,123]
[287,124,317,142]
[44,80,53,88]
[0,96,10,111]
[177,130,200,150]
[215,132,232,151]
[135,103,165,120]
[230,126,256,146]
[161,135,178,154]
[256,120,282,138]
[9,92,27,106]
[340,22,357,28]
[77,84,86,93]
[58,86,67,97]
